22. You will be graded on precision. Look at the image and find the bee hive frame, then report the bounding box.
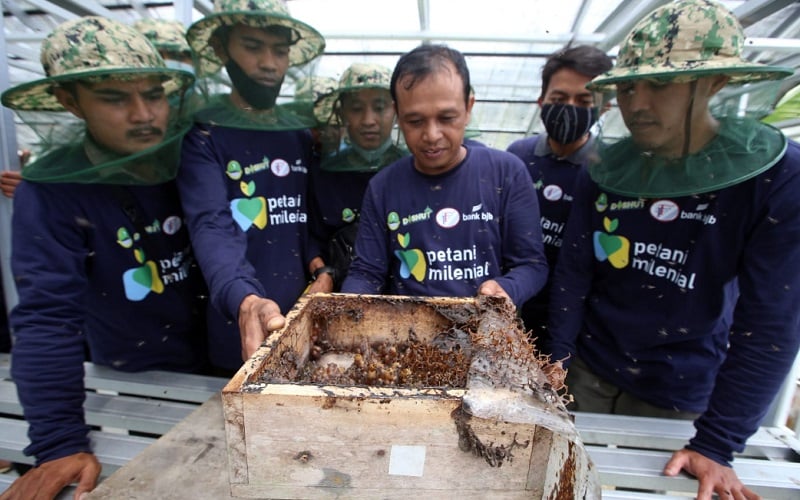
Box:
[222,293,591,499]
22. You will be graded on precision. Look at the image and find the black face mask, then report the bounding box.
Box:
[540,103,598,145]
[225,58,283,110]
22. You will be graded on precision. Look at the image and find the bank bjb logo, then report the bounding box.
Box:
[394,232,426,281]
[593,216,629,269]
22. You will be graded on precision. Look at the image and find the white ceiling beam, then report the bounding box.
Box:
[5,43,40,62]
[2,0,50,31]
[193,0,214,17]
[8,58,43,75]
[128,0,150,18]
[174,0,193,26]
[570,0,593,37]
[744,37,800,52]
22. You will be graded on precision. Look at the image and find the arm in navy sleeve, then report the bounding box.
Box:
[177,125,265,319]
[340,180,389,294]
[546,169,596,363]
[9,182,92,465]
[492,159,548,306]
[689,144,800,466]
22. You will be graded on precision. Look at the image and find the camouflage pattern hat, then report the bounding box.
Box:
[295,75,337,103]
[282,75,337,125]
[314,63,393,123]
[186,0,325,77]
[132,18,191,58]
[588,0,793,91]
[1,16,194,111]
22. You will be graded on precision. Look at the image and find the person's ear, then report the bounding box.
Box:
[53,87,84,120]
[707,75,730,97]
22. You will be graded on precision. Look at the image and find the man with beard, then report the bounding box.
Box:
[178,0,329,375]
[0,16,207,499]
[506,45,612,344]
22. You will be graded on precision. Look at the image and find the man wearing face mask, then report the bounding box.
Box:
[506,45,612,345]
[177,0,329,375]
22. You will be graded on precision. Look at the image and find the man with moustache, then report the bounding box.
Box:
[342,44,548,308]
[178,0,329,375]
[0,17,207,499]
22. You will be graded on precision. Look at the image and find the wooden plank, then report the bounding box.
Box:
[89,396,234,500]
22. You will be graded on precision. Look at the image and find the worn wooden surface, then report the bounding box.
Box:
[221,294,592,498]
[84,391,800,499]
[87,394,232,499]
[88,393,545,500]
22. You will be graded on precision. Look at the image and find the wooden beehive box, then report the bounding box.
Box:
[222,293,595,499]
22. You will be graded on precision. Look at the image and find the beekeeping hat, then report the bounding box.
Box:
[280,75,337,124]
[587,0,794,91]
[132,18,191,59]
[587,0,791,198]
[314,63,393,124]
[186,0,325,77]
[1,16,194,111]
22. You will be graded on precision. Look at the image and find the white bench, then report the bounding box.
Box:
[0,352,227,494]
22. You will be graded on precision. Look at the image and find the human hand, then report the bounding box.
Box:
[18,149,31,167]
[663,448,760,500]
[306,272,334,294]
[477,279,511,302]
[238,294,285,361]
[1,171,22,198]
[0,452,101,500]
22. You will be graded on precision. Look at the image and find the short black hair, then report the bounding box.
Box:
[540,45,613,99]
[390,44,471,108]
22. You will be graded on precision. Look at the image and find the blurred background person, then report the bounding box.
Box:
[309,63,408,290]
[506,44,612,345]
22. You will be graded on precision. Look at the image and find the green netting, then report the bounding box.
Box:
[21,117,192,185]
[589,117,787,198]
[192,93,317,130]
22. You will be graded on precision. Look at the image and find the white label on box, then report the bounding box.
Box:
[388,445,426,477]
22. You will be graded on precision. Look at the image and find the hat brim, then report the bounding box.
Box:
[1,68,195,111]
[313,84,392,123]
[186,11,325,77]
[588,60,794,91]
